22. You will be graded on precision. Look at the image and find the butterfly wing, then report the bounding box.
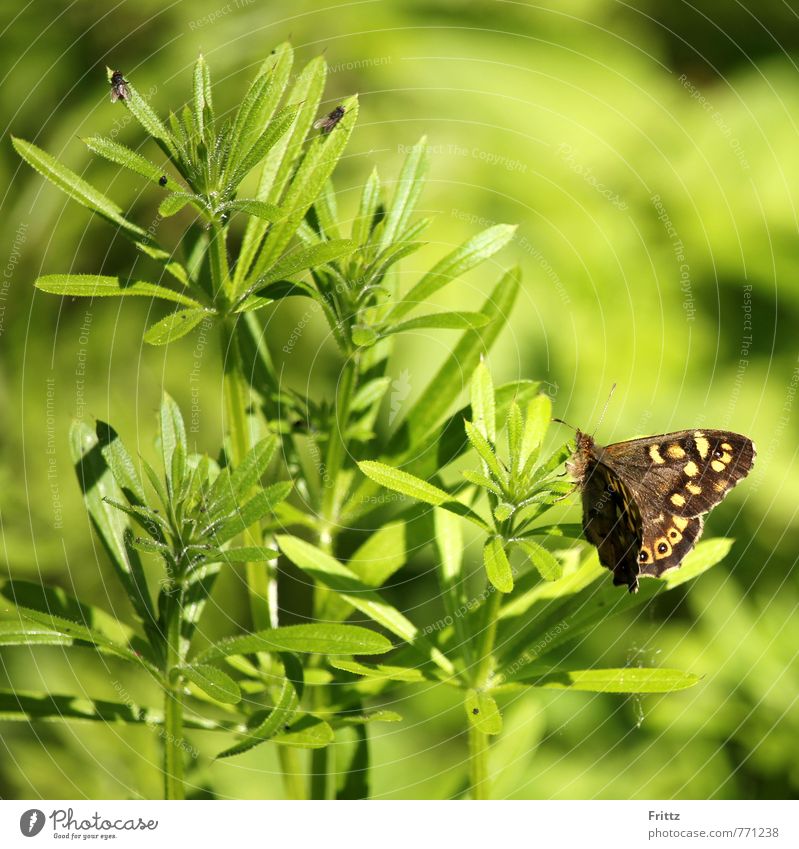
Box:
[580,459,642,591]
[637,509,705,578]
[600,430,755,518]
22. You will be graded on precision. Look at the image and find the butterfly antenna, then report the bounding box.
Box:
[552,417,576,432]
[591,383,617,437]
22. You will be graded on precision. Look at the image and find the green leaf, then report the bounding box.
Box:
[123,80,177,156]
[520,394,552,467]
[497,539,733,669]
[391,224,517,320]
[0,689,222,729]
[0,581,137,650]
[483,537,514,593]
[462,470,504,498]
[273,715,334,749]
[204,546,279,564]
[12,137,146,238]
[350,377,391,412]
[378,137,429,251]
[35,274,202,308]
[277,535,454,676]
[143,308,210,345]
[329,659,428,683]
[158,192,195,218]
[494,502,514,522]
[230,435,278,497]
[217,671,300,758]
[514,667,701,693]
[198,623,392,662]
[352,166,381,245]
[183,663,241,704]
[325,522,408,622]
[159,393,187,493]
[70,421,157,641]
[210,481,292,544]
[382,311,491,336]
[224,59,287,183]
[253,239,356,291]
[464,420,505,483]
[465,690,503,735]
[246,94,358,282]
[352,326,378,347]
[471,358,496,443]
[226,103,299,190]
[233,50,323,290]
[348,521,407,587]
[515,539,563,582]
[357,461,489,531]
[83,136,168,186]
[388,267,520,452]
[223,199,284,222]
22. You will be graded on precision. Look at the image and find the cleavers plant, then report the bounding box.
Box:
[3,44,734,800]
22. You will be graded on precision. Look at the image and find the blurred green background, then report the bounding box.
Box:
[1,0,797,799]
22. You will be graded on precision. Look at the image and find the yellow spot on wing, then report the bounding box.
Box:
[694,433,709,459]
[721,442,732,451]
[667,444,686,459]
[714,479,727,492]
[673,515,688,530]
[683,461,699,477]
[671,493,686,507]
[649,445,665,465]
[686,482,702,495]
[711,460,725,472]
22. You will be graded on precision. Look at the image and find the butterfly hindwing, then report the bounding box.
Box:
[637,510,704,578]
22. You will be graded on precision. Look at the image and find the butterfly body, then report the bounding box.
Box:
[568,428,755,592]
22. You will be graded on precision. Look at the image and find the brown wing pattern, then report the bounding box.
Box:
[574,428,755,591]
[580,459,642,592]
[600,429,755,518]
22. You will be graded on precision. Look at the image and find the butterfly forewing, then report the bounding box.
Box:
[601,429,755,518]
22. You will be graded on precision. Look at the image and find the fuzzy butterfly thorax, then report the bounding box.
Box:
[568,427,756,593]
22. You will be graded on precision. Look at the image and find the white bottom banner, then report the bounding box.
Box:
[0,800,794,848]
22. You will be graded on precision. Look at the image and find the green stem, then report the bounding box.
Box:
[467,575,505,800]
[208,218,232,304]
[321,357,357,521]
[278,747,306,800]
[163,590,185,800]
[220,318,272,631]
[468,723,490,800]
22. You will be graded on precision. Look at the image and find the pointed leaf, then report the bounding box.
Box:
[484,537,514,593]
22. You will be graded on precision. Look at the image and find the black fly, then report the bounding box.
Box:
[110,70,130,103]
[313,105,345,134]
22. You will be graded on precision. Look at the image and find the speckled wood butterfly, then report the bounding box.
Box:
[568,428,756,592]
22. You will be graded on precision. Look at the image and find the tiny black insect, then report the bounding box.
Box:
[110,70,130,103]
[158,175,168,186]
[313,105,345,134]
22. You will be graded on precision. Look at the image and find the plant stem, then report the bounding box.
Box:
[220,318,272,631]
[163,590,185,800]
[277,747,306,800]
[468,723,490,800]
[468,579,504,800]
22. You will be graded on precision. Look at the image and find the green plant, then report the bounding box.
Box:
[3,44,736,801]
